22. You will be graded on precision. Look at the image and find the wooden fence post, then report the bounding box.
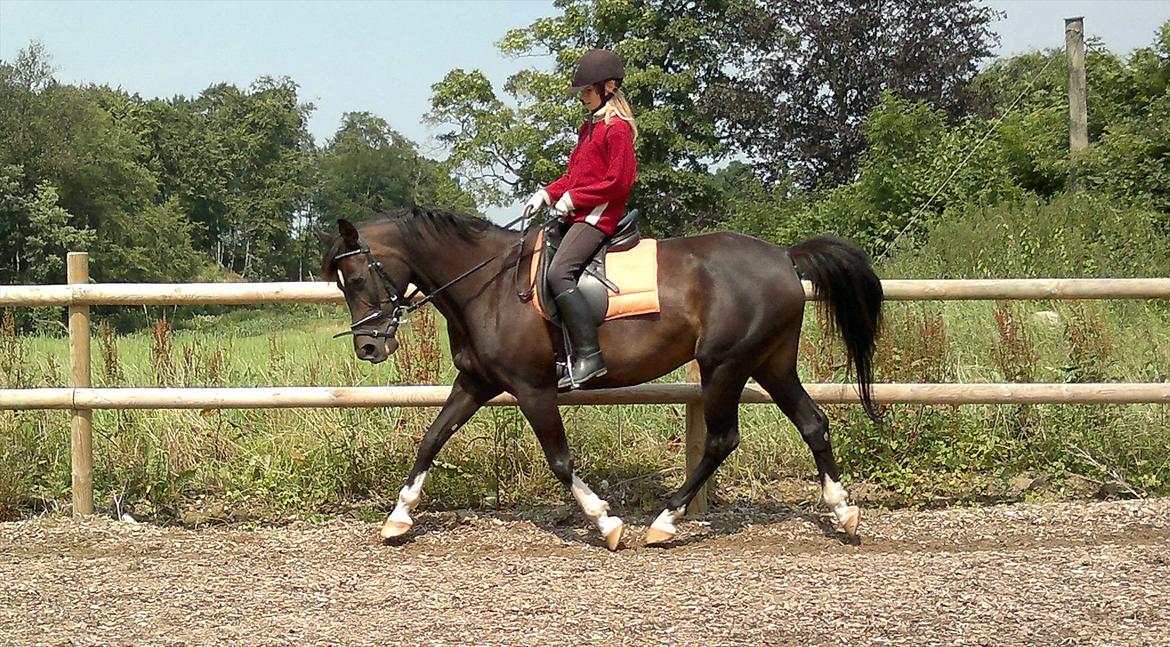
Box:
[1065,16,1088,190]
[684,360,710,514]
[68,252,94,516]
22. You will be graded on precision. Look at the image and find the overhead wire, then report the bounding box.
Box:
[875,52,1061,263]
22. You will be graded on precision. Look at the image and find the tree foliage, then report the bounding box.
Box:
[317,112,475,225]
[707,0,1002,189]
[0,41,474,295]
[429,0,755,235]
[2,11,1167,309]
[728,20,1170,269]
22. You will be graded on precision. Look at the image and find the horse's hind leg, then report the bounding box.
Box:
[646,361,750,546]
[754,346,861,541]
[515,387,624,550]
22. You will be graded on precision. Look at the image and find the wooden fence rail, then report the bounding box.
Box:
[3,383,1169,411]
[1,252,1168,516]
[4,277,1170,306]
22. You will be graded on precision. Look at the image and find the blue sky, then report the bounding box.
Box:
[2,0,1168,222]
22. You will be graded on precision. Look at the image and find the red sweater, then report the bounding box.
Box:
[544,116,637,236]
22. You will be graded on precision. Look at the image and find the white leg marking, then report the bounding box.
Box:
[650,506,686,536]
[822,475,853,522]
[571,474,622,538]
[388,471,427,526]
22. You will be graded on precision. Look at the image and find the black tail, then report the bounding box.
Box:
[789,236,883,422]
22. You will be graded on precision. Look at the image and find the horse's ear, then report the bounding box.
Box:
[314,228,331,245]
[338,219,360,249]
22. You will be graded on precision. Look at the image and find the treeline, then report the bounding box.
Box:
[2,3,1168,295]
[433,1,1168,277]
[729,24,1170,274]
[0,42,474,288]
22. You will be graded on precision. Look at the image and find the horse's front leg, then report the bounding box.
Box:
[515,388,624,550]
[382,371,501,540]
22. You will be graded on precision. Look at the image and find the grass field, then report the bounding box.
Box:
[2,297,1168,523]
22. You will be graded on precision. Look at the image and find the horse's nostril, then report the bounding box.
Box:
[359,343,377,357]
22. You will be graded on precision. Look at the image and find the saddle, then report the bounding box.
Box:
[528,210,660,327]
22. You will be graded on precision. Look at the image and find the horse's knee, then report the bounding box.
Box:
[705,427,740,459]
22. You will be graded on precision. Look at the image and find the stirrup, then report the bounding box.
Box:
[557,352,607,390]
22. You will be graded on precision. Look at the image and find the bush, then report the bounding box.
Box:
[882,193,1170,279]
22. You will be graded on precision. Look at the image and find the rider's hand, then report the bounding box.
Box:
[553,192,574,217]
[523,190,549,217]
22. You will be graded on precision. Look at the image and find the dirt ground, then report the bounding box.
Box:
[1,497,1168,647]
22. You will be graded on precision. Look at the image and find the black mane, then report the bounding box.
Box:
[320,205,518,281]
[385,205,514,248]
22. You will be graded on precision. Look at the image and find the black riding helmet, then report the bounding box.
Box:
[567,48,625,96]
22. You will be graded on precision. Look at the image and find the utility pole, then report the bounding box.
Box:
[1065,16,1089,190]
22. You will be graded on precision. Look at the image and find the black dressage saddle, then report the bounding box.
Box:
[535,209,641,327]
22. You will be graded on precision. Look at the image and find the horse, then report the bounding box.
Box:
[320,206,882,550]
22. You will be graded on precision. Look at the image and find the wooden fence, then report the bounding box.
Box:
[2,252,1169,516]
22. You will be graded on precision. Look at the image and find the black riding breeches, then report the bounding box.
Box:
[547,222,607,296]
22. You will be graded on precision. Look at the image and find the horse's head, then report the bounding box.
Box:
[320,219,412,364]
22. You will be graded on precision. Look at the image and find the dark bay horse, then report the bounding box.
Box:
[321,206,882,549]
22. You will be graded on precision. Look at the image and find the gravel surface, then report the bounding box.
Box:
[2,498,1168,646]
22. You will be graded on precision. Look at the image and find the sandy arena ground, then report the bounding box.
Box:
[2,498,1168,646]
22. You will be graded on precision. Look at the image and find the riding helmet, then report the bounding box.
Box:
[567,49,625,95]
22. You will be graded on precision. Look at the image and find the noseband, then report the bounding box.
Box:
[332,238,421,342]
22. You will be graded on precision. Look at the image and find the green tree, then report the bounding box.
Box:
[135,77,318,279]
[1078,23,1170,227]
[970,22,1170,227]
[748,21,1170,257]
[199,78,316,279]
[429,0,754,235]
[0,165,95,284]
[315,111,476,225]
[0,43,202,284]
[708,0,1002,189]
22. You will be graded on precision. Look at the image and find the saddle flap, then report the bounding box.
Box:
[535,224,609,326]
[530,220,660,326]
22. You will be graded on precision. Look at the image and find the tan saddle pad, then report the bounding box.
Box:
[528,228,661,322]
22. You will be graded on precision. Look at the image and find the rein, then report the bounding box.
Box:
[333,210,539,343]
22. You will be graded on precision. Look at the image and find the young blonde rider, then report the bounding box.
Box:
[524,48,639,389]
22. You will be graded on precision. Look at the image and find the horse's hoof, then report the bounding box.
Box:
[840,505,860,541]
[604,520,624,551]
[644,525,675,546]
[380,519,412,540]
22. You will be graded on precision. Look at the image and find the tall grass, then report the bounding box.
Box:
[1,294,1167,522]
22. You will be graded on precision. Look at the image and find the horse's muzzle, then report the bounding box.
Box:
[356,337,398,363]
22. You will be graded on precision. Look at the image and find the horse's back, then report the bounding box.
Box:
[657,230,803,298]
[654,231,806,344]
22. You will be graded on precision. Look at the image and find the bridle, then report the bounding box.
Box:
[332,210,540,346]
[331,236,419,343]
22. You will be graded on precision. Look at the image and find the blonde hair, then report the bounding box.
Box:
[596,88,639,142]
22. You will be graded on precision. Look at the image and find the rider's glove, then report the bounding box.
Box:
[523,190,549,217]
[553,192,574,217]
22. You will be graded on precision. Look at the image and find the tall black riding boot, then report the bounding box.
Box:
[554,287,607,389]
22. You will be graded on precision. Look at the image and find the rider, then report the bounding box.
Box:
[523,48,639,389]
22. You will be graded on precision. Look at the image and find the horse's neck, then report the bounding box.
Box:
[404,230,517,317]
